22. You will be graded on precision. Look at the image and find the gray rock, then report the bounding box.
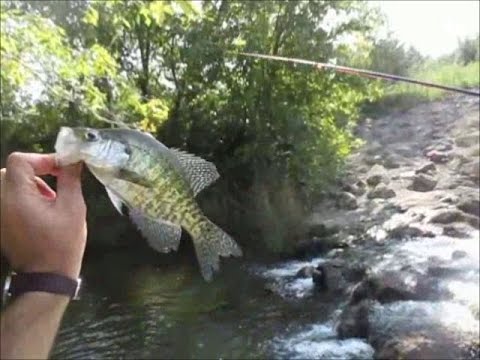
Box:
[427,261,464,277]
[336,191,358,210]
[435,142,454,152]
[451,250,468,260]
[426,150,450,164]
[383,154,401,169]
[442,225,471,238]
[408,174,437,192]
[415,162,436,174]
[375,332,477,360]
[352,180,367,196]
[389,224,435,239]
[457,198,480,218]
[430,209,479,228]
[371,301,480,360]
[367,184,396,199]
[430,209,467,224]
[336,300,372,339]
[455,132,479,147]
[314,261,346,292]
[440,194,458,204]
[349,270,450,305]
[295,266,315,278]
[343,180,367,196]
[366,164,389,187]
[461,160,479,181]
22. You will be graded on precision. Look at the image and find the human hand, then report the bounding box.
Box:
[0,152,87,279]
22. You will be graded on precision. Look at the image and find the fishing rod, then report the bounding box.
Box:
[236,52,480,97]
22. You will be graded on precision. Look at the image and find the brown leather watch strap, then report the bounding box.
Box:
[7,272,81,300]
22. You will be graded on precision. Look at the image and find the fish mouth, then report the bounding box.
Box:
[55,126,84,167]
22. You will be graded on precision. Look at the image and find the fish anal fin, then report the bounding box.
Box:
[129,209,182,253]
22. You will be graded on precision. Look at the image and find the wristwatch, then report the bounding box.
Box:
[2,271,82,304]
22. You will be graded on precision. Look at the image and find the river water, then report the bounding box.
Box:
[49,246,372,360]
[50,228,479,359]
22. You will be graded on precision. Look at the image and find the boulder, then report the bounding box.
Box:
[366,165,390,187]
[451,250,468,260]
[343,180,367,196]
[457,198,480,218]
[314,261,346,292]
[460,160,479,181]
[442,225,472,238]
[388,224,435,239]
[336,191,358,210]
[370,302,480,360]
[426,150,450,164]
[383,154,401,169]
[348,270,449,305]
[427,256,465,277]
[336,300,372,339]
[354,180,367,196]
[295,266,315,279]
[430,209,479,228]
[375,333,478,360]
[367,184,396,199]
[455,132,479,147]
[415,162,436,175]
[408,174,437,192]
[430,209,467,224]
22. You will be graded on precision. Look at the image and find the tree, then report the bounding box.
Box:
[1,0,383,253]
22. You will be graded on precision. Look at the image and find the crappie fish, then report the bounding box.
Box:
[54,126,242,281]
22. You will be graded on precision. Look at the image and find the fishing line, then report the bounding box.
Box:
[235,52,480,97]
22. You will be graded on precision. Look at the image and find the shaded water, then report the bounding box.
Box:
[0,224,469,359]
[49,228,480,359]
[50,249,341,359]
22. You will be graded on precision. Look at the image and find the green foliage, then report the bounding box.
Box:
[365,61,480,115]
[1,0,383,253]
[454,34,480,65]
[369,37,424,76]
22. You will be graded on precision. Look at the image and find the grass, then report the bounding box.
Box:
[391,60,480,99]
[363,61,480,116]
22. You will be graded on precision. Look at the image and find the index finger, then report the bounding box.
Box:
[5,152,59,185]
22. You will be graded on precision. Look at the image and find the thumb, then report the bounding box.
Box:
[56,163,85,210]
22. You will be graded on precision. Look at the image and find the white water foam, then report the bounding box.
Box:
[253,257,326,299]
[370,300,479,337]
[271,323,374,360]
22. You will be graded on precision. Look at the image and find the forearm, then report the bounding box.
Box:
[0,292,69,360]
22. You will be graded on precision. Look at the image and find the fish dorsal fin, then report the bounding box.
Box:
[106,187,125,215]
[169,148,220,196]
[129,209,182,253]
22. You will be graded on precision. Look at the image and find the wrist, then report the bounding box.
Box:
[20,260,82,279]
[3,271,82,304]
[16,291,71,306]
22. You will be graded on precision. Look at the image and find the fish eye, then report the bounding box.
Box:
[85,131,98,142]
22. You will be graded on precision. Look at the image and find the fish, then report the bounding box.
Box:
[54,126,242,281]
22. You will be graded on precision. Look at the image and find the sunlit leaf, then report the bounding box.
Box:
[83,7,99,27]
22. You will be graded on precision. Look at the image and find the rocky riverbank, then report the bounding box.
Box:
[256,91,479,359]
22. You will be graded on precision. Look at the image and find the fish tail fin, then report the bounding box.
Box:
[191,218,242,281]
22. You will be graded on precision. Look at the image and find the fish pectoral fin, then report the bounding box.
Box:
[117,169,154,188]
[105,187,125,215]
[129,209,182,253]
[169,148,220,196]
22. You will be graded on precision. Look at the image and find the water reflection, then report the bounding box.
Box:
[51,249,312,359]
